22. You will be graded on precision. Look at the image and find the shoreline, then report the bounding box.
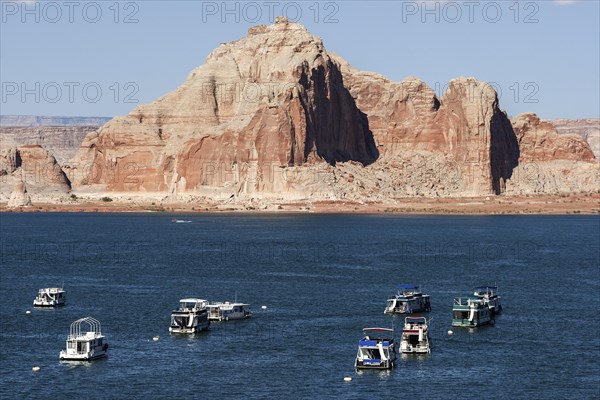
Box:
[1,194,598,215]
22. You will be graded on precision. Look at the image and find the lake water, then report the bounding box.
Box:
[1,213,599,399]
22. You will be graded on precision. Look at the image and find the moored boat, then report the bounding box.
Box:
[59,317,108,361]
[355,328,397,369]
[33,287,66,307]
[384,285,431,314]
[452,297,493,327]
[169,298,210,333]
[207,302,252,321]
[473,286,502,315]
[400,316,431,354]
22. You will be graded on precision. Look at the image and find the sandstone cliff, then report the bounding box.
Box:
[503,113,598,195]
[58,18,598,202]
[550,118,600,159]
[0,145,71,204]
[70,17,377,198]
[1,126,98,164]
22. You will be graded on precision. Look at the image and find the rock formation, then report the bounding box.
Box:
[504,114,598,195]
[0,126,98,164]
[7,181,32,208]
[48,18,600,202]
[70,17,377,197]
[0,145,71,203]
[550,118,600,159]
[337,60,523,195]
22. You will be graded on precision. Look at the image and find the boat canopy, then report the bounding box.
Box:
[39,287,64,292]
[474,286,497,291]
[398,285,419,290]
[363,327,394,333]
[405,316,427,323]
[179,298,207,303]
[68,317,102,339]
[359,340,392,347]
[454,296,485,306]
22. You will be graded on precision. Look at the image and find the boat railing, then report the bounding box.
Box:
[454,297,482,306]
[69,317,101,339]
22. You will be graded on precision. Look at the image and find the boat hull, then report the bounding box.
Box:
[33,302,65,307]
[60,351,107,361]
[208,312,252,321]
[355,359,395,369]
[488,301,502,315]
[401,349,430,354]
[169,321,210,334]
[384,297,431,314]
[451,318,492,327]
[400,344,430,354]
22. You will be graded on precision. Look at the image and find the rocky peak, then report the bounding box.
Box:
[205,18,325,78]
[70,18,378,194]
[65,20,597,199]
[512,113,595,162]
[0,144,71,204]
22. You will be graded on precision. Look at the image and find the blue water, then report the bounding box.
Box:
[1,213,599,399]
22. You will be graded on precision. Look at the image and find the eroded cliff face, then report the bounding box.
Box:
[513,114,595,162]
[338,58,521,196]
[64,18,596,201]
[0,126,98,164]
[503,113,598,195]
[547,118,600,160]
[0,144,71,205]
[70,17,377,196]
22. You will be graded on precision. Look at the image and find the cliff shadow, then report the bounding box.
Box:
[303,65,379,167]
[490,111,520,195]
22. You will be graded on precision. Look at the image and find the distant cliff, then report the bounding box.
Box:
[0,125,100,165]
[69,17,597,199]
[0,115,108,165]
[0,115,111,127]
[550,119,600,159]
[1,19,597,207]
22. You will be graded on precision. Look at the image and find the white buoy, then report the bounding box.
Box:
[343,376,352,382]
[32,366,40,372]
[261,305,267,310]
[25,310,31,314]
[153,336,160,341]
[447,330,454,335]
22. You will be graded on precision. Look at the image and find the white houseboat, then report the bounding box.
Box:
[473,286,502,315]
[59,317,108,361]
[355,328,397,370]
[400,316,431,354]
[384,285,431,314]
[33,287,66,307]
[207,302,252,321]
[169,298,210,334]
[452,297,493,327]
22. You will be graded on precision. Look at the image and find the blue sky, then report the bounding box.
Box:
[1,0,598,119]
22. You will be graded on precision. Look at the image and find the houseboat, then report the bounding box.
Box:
[207,302,252,321]
[33,287,66,307]
[473,286,502,315]
[355,328,397,369]
[169,298,210,334]
[400,316,431,354]
[384,285,431,314]
[452,297,493,327]
[59,317,108,361]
